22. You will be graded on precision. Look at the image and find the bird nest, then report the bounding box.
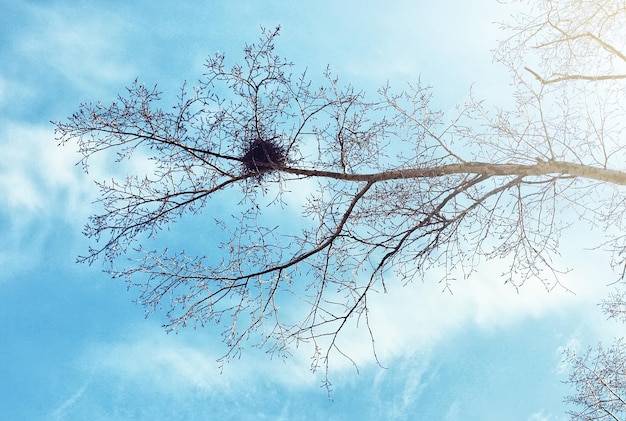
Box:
[240,136,287,176]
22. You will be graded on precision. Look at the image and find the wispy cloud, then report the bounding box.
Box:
[0,75,37,116]
[79,324,320,396]
[49,381,89,421]
[527,410,557,421]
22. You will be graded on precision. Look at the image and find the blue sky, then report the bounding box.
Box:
[1,0,623,420]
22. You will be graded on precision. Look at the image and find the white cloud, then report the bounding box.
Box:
[17,4,135,94]
[0,125,49,212]
[0,122,99,220]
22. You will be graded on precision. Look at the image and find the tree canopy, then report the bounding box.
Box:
[54,0,626,400]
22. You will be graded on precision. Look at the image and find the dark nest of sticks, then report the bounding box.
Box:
[240,136,287,176]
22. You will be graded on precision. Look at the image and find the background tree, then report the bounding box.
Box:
[563,274,626,419]
[562,292,626,420]
[54,0,626,391]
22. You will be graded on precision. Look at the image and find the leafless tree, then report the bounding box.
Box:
[54,0,626,390]
[565,338,626,421]
[562,278,626,420]
[562,275,626,420]
[563,339,626,421]
[601,288,626,324]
